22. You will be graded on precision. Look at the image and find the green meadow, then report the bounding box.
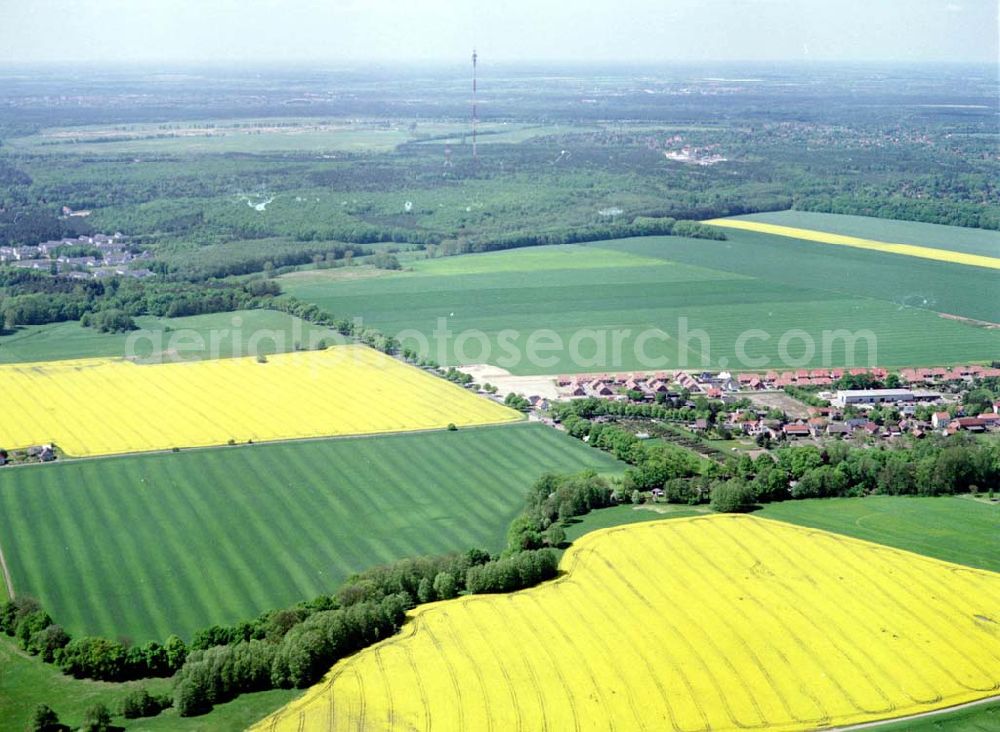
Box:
[0,310,339,364]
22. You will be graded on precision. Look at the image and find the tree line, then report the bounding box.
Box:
[558,403,1000,509]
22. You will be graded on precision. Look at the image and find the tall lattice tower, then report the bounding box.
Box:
[472,48,479,162]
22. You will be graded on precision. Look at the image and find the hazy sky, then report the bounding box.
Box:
[1,0,996,65]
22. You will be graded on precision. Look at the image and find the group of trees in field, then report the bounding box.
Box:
[0,260,411,356]
[79,308,136,333]
[506,471,618,552]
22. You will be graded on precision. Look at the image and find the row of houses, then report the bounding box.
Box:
[562,373,677,399]
[736,367,889,390]
[558,370,741,399]
[898,364,1000,383]
[559,364,997,398]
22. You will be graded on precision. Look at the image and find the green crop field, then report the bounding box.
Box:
[0,424,622,643]
[755,494,1000,573]
[729,210,1000,258]
[0,310,339,364]
[284,233,1000,375]
[598,232,999,324]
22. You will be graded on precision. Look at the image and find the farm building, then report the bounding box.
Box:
[833,389,941,407]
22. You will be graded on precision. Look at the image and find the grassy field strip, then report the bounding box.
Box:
[0,345,519,457]
[0,424,623,642]
[703,219,1000,270]
[253,515,1000,731]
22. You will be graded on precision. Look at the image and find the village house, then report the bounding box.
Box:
[931,411,951,429]
[782,423,811,438]
[825,423,852,437]
[949,417,987,433]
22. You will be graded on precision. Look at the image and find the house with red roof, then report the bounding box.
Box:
[783,423,811,438]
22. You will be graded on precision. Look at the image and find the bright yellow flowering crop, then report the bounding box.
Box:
[253,515,1000,732]
[0,346,520,456]
[702,218,1000,270]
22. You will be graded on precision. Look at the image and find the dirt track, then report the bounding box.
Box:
[0,535,14,600]
[832,693,1000,730]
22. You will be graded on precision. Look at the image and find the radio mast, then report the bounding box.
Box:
[472,48,478,162]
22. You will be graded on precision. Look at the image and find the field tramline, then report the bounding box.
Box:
[0,345,519,456]
[255,516,1000,731]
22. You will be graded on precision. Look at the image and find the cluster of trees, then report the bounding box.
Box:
[554,396,999,507]
[465,551,559,594]
[0,206,70,247]
[506,472,618,552]
[0,265,407,359]
[121,688,172,719]
[80,308,136,333]
[556,397,685,430]
[0,595,187,681]
[173,595,410,715]
[30,701,115,732]
[441,366,474,386]
[504,392,531,411]
[370,251,402,270]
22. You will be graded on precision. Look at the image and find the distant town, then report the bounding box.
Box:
[0,231,152,279]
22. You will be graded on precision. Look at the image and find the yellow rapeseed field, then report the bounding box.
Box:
[702,218,1000,270]
[0,346,520,456]
[253,515,1000,732]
